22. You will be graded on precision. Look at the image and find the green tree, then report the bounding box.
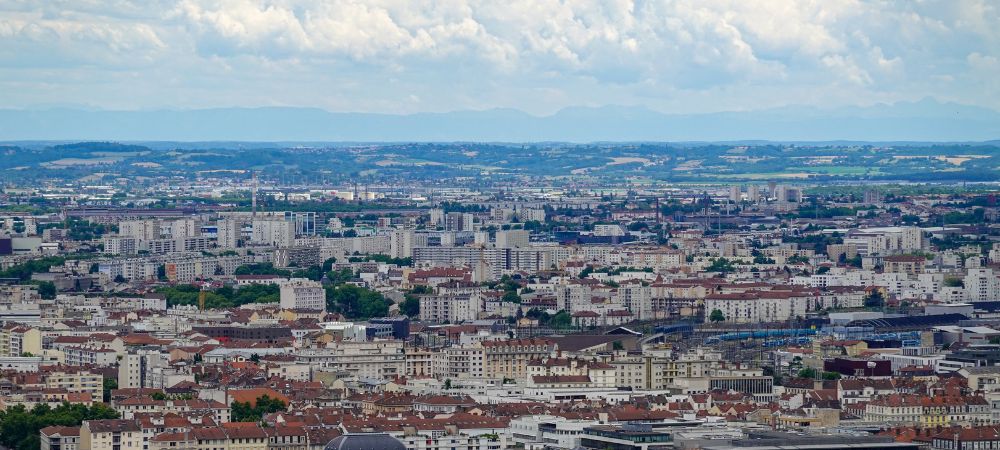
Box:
[410,285,432,295]
[230,401,254,422]
[102,378,117,403]
[156,283,280,309]
[943,277,964,288]
[325,267,354,285]
[325,284,389,319]
[33,281,56,300]
[787,255,810,264]
[234,263,291,277]
[628,221,649,231]
[709,309,725,323]
[548,310,572,329]
[291,265,324,281]
[821,371,842,380]
[864,290,885,309]
[0,257,67,281]
[501,291,522,304]
[230,395,286,423]
[846,254,863,268]
[399,295,420,318]
[346,254,412,266]
[706,258,735,273]
[797,367,817,378]
[753,254,776,264]
[0,402,119,450]
[62,219,113,241]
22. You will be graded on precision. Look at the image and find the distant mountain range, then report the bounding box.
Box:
[1,98,999,142]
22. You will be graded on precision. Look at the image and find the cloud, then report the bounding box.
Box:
[0,0,997,114]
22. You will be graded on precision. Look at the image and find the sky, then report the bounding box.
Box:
[0,0,998,116]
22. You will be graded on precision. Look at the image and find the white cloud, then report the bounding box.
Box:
[0,0,996,114]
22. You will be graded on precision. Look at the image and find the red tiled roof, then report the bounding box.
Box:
[228,388,289,407]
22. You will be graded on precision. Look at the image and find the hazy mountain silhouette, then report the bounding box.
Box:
[1,98,998,142]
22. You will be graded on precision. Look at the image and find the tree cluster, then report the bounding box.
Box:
[399,285,430,318]
[706,258,735,273]
[325,284,389,319]
[0,257,67,281]
[230,395,286,423]
[346,254,412,266]
[0,403,119,450]
[157,284,280,308]
[525,309,572,328]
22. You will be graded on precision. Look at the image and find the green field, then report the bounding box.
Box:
[786,166,884,175]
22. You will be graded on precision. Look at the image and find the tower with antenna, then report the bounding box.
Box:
[251,170,258,218]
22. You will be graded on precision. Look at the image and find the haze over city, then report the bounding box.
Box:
[1,1,999,141]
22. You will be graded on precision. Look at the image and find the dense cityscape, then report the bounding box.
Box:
[0,140,997,450]
[4,1,1000,450]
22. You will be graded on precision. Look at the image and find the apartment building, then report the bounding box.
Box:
[419,294,481,323]
[118,349,170,389]
[164,255,249,282]
[41,426,81,450]
[119,220,159,242]
[279,278,326,312]
[0,323,41,357]
[274,246,321,269]
[216,219,242,249]
[883,255,927,275]
[865,394,991,426]
[115,398,230,423]
[296,341,405,379]
[101,236,139,256]
[42,366,103,397]
[481,338,554,382]
[251,219,295,248]
[63,347,118,367]
[445,345,485,380]
[703,291,810,323]
[404,347,437,377]
[495,229,529,249]
[390,230,415,259]
[965,269,1000,302]
[526,357,616,388]
[79,420,144,450]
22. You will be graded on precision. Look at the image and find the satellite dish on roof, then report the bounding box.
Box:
[867,361,877,369]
